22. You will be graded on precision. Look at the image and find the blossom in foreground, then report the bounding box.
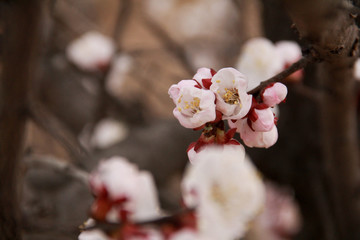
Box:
[90,157,160,222]
[210,68,252,119]
[169,80,216,128]
[78,229,110,240]
[182,145,265,240]
[236,38,283,91]
[66,31,115,71]
[230,119,278,148]
[169,229,200,240]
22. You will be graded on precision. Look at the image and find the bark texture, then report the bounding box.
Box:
[0,1,42,239]
[284,0,360,239]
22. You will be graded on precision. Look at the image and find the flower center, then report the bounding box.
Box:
[223,88,241,106]
[211,183,227,207]
[178,95,201,114]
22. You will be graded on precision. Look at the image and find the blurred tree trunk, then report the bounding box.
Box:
[0,1,42,239]
[284,0,360,239]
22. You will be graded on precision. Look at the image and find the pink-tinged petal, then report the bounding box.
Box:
[168,80,197,104]
[187,146,197,164]
[210,67,252,119]
[172,87,216,129]
[239,120,278,148]
[250,108,275,132]
[193,67,213,84]
[262,83,288,107]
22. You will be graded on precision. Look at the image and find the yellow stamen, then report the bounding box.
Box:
[222,88,241,105]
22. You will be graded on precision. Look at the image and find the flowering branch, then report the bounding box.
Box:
[81,208,193,232]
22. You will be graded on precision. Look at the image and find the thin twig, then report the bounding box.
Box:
[27,99,90,169]
[24,154,89,186]
[248,56,312,94]
[82,208,193,232]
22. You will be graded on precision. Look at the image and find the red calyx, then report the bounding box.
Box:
[202,78,212,89]
[210,68,217,76]
[91,196,113,221]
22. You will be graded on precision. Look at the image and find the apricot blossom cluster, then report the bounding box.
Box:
[169,67,287,149]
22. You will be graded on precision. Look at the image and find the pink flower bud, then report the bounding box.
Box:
[250,108,275,132]
[262,83,287,107]
[231,119,278,148]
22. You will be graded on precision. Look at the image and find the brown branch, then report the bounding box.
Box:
[0,1,42,239]
[24,154,89,186]
[112,0,132,43]
[81,208,193,232]
[283,0,360,239]
[28,99,90,169]
[248,55,312,94]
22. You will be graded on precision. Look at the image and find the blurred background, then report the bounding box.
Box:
[0,0,327,239]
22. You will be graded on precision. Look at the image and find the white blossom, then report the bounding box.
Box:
[78,229,110,240]
[169,80,216,128]
[236,38,283,91]
[66,31,115,71]
[210,68,252,120]
[90,157,160,222]
[275,41,301,67]
[91,119,128,149]
[169,229,201,240]
[182,145,265,240]
[106,54,133,98]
